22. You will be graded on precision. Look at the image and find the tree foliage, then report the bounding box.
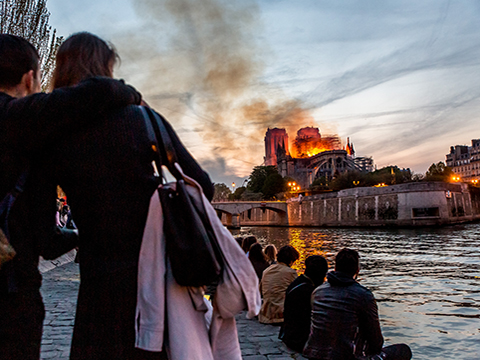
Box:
[262,173,285,199]
[1,0,63,90]
[246,166,278,194]
[328,166,413,191]
[229,186,246,200]
[213,183,231,202]
[425,162,453,182]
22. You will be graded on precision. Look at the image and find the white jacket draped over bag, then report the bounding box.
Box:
[135,164,261,360]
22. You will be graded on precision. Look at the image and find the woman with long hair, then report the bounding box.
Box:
[248,243,269,280]
[264,244,277,265]
[48,32,213,359]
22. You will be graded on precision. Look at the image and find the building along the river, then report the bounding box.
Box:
[215,181,480,228]
[446,138,480,182]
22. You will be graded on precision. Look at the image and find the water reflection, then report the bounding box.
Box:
[232,223,480,360]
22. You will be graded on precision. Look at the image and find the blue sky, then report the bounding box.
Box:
[47,0,480,185]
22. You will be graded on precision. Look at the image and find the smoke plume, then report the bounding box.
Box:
[114,0,331,179]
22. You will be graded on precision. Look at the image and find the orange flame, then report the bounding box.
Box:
[291,135,342,158]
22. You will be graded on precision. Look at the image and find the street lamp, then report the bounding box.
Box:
[232,182,236,192]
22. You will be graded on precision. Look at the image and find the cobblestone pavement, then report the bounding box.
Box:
[40,262,307,359]
[40,261,79,359]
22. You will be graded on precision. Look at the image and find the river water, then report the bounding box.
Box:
[231,223,480,360]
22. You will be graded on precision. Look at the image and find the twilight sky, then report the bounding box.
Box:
[47,0,480,185]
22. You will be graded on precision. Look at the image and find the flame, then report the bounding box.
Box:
[291,135,342,158]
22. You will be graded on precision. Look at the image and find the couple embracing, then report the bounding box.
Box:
[0,32,214,360]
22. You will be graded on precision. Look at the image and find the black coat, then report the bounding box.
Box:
[303,271,384,360]
[0,77,141,360]
[281,274,316,353]
[41,105,213,359]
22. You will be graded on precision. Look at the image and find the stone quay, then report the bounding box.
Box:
[39,259,306,359]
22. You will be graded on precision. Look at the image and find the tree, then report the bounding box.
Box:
[213,183,231,202]
[262,173,285,200]
[309,176,329,191]
[229,186,246,201]
[1,0,63,90]
[425,162,453,182]
[330,170,365,191]
[246,166,278,194]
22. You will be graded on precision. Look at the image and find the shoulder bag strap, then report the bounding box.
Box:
[142,106,183,181]
[139,106,164,180]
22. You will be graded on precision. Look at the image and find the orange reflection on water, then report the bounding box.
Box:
[289,228,329,273]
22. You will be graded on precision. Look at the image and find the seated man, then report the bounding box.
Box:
[280,255,328,353]
[304,248,412,360]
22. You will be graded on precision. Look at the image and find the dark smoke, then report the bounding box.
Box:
[117,0,339,178]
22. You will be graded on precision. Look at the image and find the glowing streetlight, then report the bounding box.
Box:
[232,182,236,191]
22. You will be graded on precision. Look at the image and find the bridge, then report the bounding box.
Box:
[212,201,288,228]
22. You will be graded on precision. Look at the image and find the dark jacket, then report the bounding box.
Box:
[303,271,383,360]
[280,274,315,353]
[249,258,270,280]
[0,77,141,293]
[0,78,141,360]
[40,105,213,359]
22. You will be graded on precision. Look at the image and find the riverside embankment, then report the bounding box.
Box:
[39,260,306,360]
[216,181,480,228]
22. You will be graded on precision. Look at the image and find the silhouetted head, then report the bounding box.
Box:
[53,32,118,88]
[248,243,267,263]
[0,34,40,96]
[304,255,328,287]
[335,248,360,278]
[277,245,300,267]
[241,235,257,253]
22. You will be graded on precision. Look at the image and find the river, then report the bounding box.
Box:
[231,223,480,360]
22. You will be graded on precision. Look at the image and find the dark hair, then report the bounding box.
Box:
[241,236,257,253]
[53,32,118,88]
[0,34,39,88]
[235,237,244,248]
[277,245,300,266]
[248,243,267,263]
[264,244,277,263]
[335,248,360,277]
[305,255,328,286]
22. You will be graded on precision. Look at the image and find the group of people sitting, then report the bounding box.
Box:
[238,236,412,360]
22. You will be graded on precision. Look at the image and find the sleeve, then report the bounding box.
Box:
[3,77,141,157]
[359,290,384,355]
[161,118,215,201]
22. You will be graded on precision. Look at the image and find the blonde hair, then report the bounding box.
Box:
[264,244,277,263]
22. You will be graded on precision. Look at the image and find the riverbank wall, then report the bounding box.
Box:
[218,182,480,227]
[288,182,480,227]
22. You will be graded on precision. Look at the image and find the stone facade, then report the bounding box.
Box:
[446,138,480,182]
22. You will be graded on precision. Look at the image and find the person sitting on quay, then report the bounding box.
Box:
[264,244,277,265]
[248,242,270,280]
[259,245,299,324]
[242,235,257,255]
[303,248,412,360]
[280,254,328,353]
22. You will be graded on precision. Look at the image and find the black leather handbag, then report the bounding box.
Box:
[140,106,222,287]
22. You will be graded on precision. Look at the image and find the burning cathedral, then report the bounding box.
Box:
[264,127,374,188]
